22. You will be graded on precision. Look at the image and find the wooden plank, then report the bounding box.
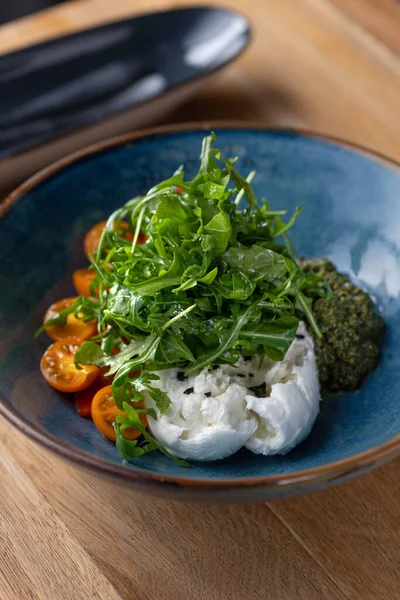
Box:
[162,0,400,162]
[0,421,347,600]
[328,0,400,56]
[0,430,122,600]
[269,458,400,600]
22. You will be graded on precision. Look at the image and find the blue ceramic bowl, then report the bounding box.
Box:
[1,125,399,502]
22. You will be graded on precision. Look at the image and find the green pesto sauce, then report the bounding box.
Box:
[300,258,383,394]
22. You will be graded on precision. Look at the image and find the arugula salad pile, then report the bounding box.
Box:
[40,133,330,464]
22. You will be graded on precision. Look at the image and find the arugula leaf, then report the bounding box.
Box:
[185,301,260,374]
[115,432,145,459]
[272,207,302,239]
[115,404,189,467]
[155,331,194,364]
[295,290,322,338]
[199,267,218,284]
[204,210,232,254]
[213,150,258,209]
[198,180,227,200]
[240,317,299,361]
[221,245,289,282]
[213,272,255,300]
[74,341,104,366]
[129,374,170,413]
[113,335,160,386]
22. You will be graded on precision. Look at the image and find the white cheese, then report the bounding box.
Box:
[144,322,320,461]
[245,322,320,455]
[145,373,257,461]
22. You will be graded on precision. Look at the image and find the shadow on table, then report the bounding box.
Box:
[166,80,305,124]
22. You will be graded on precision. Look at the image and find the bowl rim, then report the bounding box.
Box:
[1,121,399,490]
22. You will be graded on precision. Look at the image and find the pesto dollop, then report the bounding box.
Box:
[300,258,383,394]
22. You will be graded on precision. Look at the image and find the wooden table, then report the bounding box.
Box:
[1,1,399,599]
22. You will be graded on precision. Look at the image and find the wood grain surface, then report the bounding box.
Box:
[0,1,399,599]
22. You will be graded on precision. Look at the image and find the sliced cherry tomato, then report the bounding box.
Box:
[91,385,147,442]
[99,366,115,386]
[40,338,99,393]
[84,220,107,259]
[137,231,147,245]
[44,297,97,342]
[74,379,104,419]
[84,220,135,259]
[72,268,97,297]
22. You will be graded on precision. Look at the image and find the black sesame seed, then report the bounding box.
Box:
[177,371,186,381]
[237,374,245,378]
[212,365,219,371]
[248,383,267,398]
[183,387,194,395]
[243,356,251,362]
[249,373,254,377]
[205,392,212,397]
[296,334,305,340]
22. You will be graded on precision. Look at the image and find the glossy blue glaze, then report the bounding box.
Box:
[0,128,399,489]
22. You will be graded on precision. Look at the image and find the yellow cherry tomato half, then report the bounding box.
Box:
[91,385,147,442]
[40,338,99,393]
[72,268,98,297]
[83,220,134,259]
[44,297,97,342]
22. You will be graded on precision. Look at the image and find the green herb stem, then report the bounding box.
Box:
[161,304,196,332]
[234,170,256,205]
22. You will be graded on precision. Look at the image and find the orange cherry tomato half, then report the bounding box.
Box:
[84,220,107,259]
[72,268,97,297]
[91,385,147,442]
[40,338,99,393]
[44,297,97,342]
[84,220,136,259]
[74,379,104,419]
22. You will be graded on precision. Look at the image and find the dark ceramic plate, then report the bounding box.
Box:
[0,7,250,158]
[0,124,399,502]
